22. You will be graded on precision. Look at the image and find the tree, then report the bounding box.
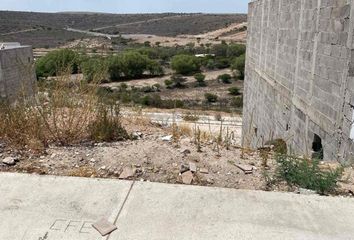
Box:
[120,51,149,78]
[81,57,108,82]
[108,55,123,81]
[227,44,246,58]
[171,54,200,75]
[36,49,79,78]
[232,54,246,80]
[211,43,228,57]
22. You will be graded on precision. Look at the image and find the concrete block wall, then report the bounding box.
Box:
[243,0,354,161]
[0,46,36,103]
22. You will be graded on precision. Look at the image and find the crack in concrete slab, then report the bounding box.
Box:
[105,180,136,240]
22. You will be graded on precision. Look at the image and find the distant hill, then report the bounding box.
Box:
[0,11,247,48]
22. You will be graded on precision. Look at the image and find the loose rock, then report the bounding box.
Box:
[189,162,197,173]
[161,135,173,142]
[180,164,190,174]
[119,167,136,179]
[182,171,193,185]
[2,157,17,166]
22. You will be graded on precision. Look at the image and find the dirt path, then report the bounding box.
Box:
[0,28,37,36]
[93,14,198,31]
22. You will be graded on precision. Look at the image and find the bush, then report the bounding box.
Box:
[214,57,231,69]
[106,51,163,81]
[204,93,218,103]
[164,79,174,89]
[81,57,108,83]
[275,155,343,195]
[166,74,187,89]
[171,54,200,75]
[231,96,243,108]
[218,74,232,84]
[194,73,206,87]
[232,54,246,80]
[227,44,246,58]
[36,49,79,78]
[228,87,241,96]
[211,43,228,57]
[89,103,129,142]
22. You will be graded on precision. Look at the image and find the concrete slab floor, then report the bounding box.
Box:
[0,172,133,240]
[1,173,354,240]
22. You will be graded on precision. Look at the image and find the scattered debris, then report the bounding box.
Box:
[161,135,173,142]
[182,171,194,185]
[132,132,143,140]
[92,219,117,236]
[189,162,197,173]
[297,188,318,195]
[207,178,214,184]
[180,164,190,174]
[200,168,209,174]
[181,149,191,155]
[2,157,17,166]
[119,167,136,179]
[231,161,254,174]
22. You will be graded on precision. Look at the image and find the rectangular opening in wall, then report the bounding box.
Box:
[312,134,323,160]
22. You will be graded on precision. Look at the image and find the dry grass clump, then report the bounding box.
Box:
[0,72,129,151]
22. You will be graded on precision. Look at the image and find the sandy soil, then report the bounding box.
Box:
[101,69,233,88]
[127,22,247,47]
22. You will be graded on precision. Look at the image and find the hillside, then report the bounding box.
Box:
[0,11,247,48]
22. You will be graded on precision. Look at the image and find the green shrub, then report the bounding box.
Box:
[106,51,163,81]
[194,73,206,87]
[228,87,241,96]
[227,44,246,58]
[36,49,79,78]
[218,74,232,84]
[204,93,218,103]
[231,96,243,108]
[211,43,228,57]
[81,57,108,82]
[232,54,246,80]
[171,54,200,75]
[275,155,343,195]
[165,74,187,89]
[164,79,174,89]
[214,57,231,69]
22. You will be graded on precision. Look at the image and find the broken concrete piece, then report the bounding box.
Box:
[235,164,253,174]
[161,135,173,142]
[132,132,143,140]
[119,167,136,179]
[189,162,197,173]
[200,168,209,174]
[2,157,17,166]
[92,219,117,236]
[181,171,193,185]
[180,164,190,174]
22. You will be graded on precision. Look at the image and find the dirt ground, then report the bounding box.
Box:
[127,22,247,47]
[1,113,353,197]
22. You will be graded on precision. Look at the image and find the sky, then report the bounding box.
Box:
[1,0,249,14]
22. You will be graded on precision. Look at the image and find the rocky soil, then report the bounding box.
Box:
[1,115,354,197]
